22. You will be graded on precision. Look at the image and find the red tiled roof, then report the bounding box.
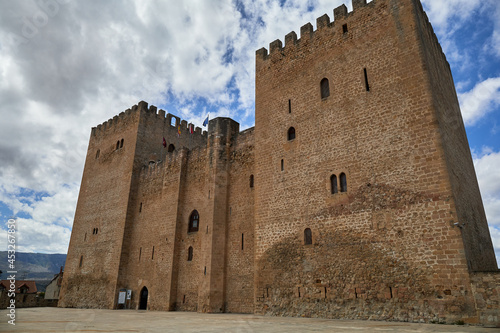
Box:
[0,280,38,294]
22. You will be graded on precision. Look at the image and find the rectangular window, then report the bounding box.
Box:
[152,246,154,260]
[364,68,370,92]
[242,233,244,250]
[342,24,348,34]
[288,99,291,113]
[139,247,142,262]
[281,159,284,171]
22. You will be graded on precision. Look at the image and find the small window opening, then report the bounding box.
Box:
[84,232,87,241]
[298,287,301,297]
[242,233,244,250]
[288,99,291,113]
[206,225,209,234]
[208,190,210,199]
[139,202,142,213]
[364,68,370,92]
[330,174,338,194]
[139,247,142,262]
[151,246,155,260]
[324,287,327,299]
[79,255,83,268]
[183,295,186,303]
[389,287,393,299]
[116,141,120,150]
[304,228,312,245]
[281,159,284,171]
[320,78,330,99]
[188,210,199,233]
[342,23,348,34]
[168,144,175,153]
[188,246,193,261]
[95,149,100,159]
[204,266,207,275]
[287,127,296,141]
[171,118,176,127]
[96,228,98,234]
[355,289,358,298]
[120,138,124,148]
[340,173,347,192]
[249,175,254,188]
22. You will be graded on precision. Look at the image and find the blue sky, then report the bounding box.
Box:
[0,0,499,266]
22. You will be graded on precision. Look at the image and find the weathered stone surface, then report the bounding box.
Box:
[59,0,499,327]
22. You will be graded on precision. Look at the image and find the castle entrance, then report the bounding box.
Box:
[139,286,148,310]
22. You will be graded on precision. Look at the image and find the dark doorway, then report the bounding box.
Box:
[139,286,148,310]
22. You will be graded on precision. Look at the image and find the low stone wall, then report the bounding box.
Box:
[471,271,500,327]
[0,292,58,308]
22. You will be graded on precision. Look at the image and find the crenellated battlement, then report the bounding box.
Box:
[91,101,208,140]
[256,0,373,61]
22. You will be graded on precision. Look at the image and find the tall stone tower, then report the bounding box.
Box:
[60,0,499,326]
[254,0,497,323]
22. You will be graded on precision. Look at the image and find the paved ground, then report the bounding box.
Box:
[0,308,498,333]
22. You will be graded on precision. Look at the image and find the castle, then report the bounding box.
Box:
[59,0,500,326]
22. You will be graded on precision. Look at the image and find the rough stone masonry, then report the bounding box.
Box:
[59,0,499,327]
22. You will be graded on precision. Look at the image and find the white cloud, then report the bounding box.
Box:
[458,77,500,126]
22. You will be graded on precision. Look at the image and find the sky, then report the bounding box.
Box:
[0,0,499,266]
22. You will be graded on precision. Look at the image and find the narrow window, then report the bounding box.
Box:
[389,287,393,299]
[79,255,83,268]
[342,23,348,34]
[96,228,98,234]
[151,246,154,260]
[287,127,296,141]
[92,228,95,235]
[340,173,347,192]
[320,78,330,99]
[330,174,338,194]
[183,295,186,303]
[116,141,120,150]
[304,228,312,245]
[188,246,193,261]
[188,210,199,233]
[242,233,244,250]
[208,190,210,199]
[168,144,175,153]
[288,99,291,114]
[95,149,100,159]
[139,202,142,213]
[84,232,87,241]
[171,117,176,126]
[364,68,370,92]
[204,266,207,275]
[120,138,124,148]
[139,247,142,262]
[249,175,254,188]
[298,287,301,297]
[281,159,284,171]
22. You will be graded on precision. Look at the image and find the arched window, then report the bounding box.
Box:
[95,149,100,159]
[249,175,254,188]
[116,141,120,150]
[120,139,124,148]
[320,78,330,99]
[168,144,175,153]
[330,174,338,194]
[340,173,347,192]
[187,246,193,261]
[304,228,312,245]
[188,210,199,233]
[287,127,296,141]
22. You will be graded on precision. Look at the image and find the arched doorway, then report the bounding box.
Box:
[139,286,148,310]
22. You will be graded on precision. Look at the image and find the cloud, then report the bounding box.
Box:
[458,77,500,126]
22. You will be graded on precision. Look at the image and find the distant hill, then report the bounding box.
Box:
[0,252,66,292]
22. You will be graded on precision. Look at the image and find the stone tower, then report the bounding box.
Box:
[254,0,497,323]
[60,0,499,326]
